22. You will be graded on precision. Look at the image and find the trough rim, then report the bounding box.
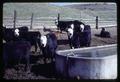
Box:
[56,44,117,59]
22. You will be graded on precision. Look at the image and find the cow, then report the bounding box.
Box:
[3,26,29,42]
[67,23,81,49]
[95,28,111,38]
[3,27,15,42]
[14,27,41,53]
[24,31,41,53]
[55,20,85,33]
[3,41,31,72]
[80,25,91,47]
[73,20,85,33]
[66,20,86,49]
[3,26,41,53]
[100,28,111,38]
[67,23,91,48]
[55,20,73,33]
[39,32,57,63]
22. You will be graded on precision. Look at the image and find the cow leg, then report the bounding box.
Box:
[50,50,54,62]
[69,43,72,49]
[25,49,30,73]
[88,42,91,47]
[52,54,55,62]
[37,40,42,55]
[68,39,72,49]
[3,51,8,71]
[60,30,62,33]
[42,49,47,64]
[34,43,38,54]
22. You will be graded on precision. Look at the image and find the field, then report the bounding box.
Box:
[3,3,116,20]
[3,3,117,28]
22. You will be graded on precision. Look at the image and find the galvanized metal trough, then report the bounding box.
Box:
[55,44,117,79]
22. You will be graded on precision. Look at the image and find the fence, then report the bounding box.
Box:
[3,12,117,29]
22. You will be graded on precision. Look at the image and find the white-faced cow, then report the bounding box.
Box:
[3,26,41,53]
[15,27,41,53]
[3,26,28,42]
[39,32,57,63]
[67,23,82,49]
[67,21,91,48]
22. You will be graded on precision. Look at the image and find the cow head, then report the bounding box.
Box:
[67,24,74,38]
[80,24,85,32]
[40,35,47,47]
[102,27,105,31]
[14,29,20,36]
[55,19,58,26]
[67,28,73,38]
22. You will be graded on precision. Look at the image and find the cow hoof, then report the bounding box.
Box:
[72,47,74,49]
[26,70,31,74]
[46,58,51,63]
[75,75,80,80]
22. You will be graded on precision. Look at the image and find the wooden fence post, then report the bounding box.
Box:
[30,13,34,29]
[56,13,60,31]
[58,13,60,22]
[96,16,98,29]
[13,10,16,29]
[80,11,81,21]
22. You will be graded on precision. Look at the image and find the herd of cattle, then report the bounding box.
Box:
[2,20,111,73]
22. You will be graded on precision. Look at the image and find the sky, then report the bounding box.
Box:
[49,2,116,6]
[49,3,82,6]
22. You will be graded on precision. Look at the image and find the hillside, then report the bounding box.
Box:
[64,3,117,20]
[3,3,117,21]
[65,3,116,10]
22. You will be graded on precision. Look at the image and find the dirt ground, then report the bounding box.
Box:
[3,27,117,80]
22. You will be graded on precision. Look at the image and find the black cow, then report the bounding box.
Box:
[55,20,85,33]
[67,24,81,49]
[3,41,31,72]
[16,30,41,53]
[73,20,85,33]
[95,28,111,38]
[3,27,15,42]
[3,26,41,53]
[3,26,29,42]
[80,25,91,47]
[100,28,111,38]
[39,32,57,63]
[55,20,73,33]
[18,27,41,53]
[24,31,41,53]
